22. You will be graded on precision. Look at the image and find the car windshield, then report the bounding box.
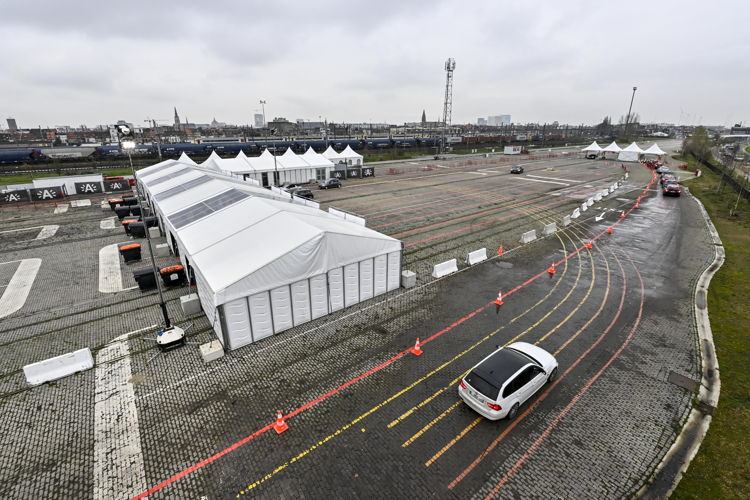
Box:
[465,370,500,400]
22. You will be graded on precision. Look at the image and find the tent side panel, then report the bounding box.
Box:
[344,263,359,307]
[291,280,312,326]
[195,269,222,342]
[387,251,401,291]
[328,267,344,312]
[224,297,253,349]
[373,254,388,296]
[359,259,374,301]
[310,274,328,319]
[249,292,274,341]
[271,285,293,333]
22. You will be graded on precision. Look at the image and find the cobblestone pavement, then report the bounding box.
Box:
[0,146,714,499]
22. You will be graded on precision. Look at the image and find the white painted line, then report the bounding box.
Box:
[512,177,570,186]
[70,199,92,208]
[53,204,69,214]
[435,164,449,169]
[466,172,487,176]
[100,217,116,230]
[1,226,41,234]
[526,174,576,183]
[0,258,42,319]
[98,244,123,293]
[35,225,59,240]
[595,213,605,222]
[93,332,147,499]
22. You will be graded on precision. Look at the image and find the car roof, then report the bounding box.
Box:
[472,347,533,387]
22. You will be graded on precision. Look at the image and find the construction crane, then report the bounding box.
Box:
[440,58,456,155]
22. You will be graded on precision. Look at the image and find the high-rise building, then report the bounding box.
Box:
[7,118,18,131]
[487,115,511,126]
[254,114,265,128]
[477,118,487,126]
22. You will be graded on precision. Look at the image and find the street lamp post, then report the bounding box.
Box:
[625,86,637,141]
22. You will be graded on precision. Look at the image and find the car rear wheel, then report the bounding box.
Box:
[507,402,520,420]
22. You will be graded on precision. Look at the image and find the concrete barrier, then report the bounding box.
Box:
[608,186,615,194]
[148,226,160,239]
[601,189,610,198]
[543,223,557,236]
[581,202,588,212]
[200,340,224,363]
[520,229,537,244]
[561,215,571,227]
[571,208,581,219]
[594,193,602,202]
[586,198,594,207]
[180,293,201,315]
[466,248,488,265]
[401,270,417,287]
[23,348,94,386]
[155,243,170,257]
[432,259,458,278]
[625,172,629,179]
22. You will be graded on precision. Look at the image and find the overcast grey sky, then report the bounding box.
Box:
[1,0,748,128]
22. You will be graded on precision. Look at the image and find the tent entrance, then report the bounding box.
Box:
[316,168,326,181]
[261,172,269,187]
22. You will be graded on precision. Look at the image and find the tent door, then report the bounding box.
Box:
[344,263,359,307]
[291,280,311,326]
[270,285,293,333]
[359,259,374,301]
[316,168,326,181]
[387,251,401,291]
[272,171,280,186]
[224,297,253,349]
[261,172,269,187]
[249,292,274,341]
[374,254,388,296]
[309,274,328,319]
[328,267,344,312]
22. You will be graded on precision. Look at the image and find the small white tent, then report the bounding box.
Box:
[601,141,622,159]
[339,145,364,166]
[581,141,603,152]
[618,142,645,162]
[643,143,667,156]
[322,145,346,167]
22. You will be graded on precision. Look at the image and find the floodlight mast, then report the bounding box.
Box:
[440,58,456,155]
[119,128,171,329]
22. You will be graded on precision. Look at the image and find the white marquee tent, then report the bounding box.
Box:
[322,145,346,166]
[136,160,401,350]
[618,142,645,162]
[339,145,364,166]
[581,141,603,152]
[601,141,622,159]
[643,143,667,156]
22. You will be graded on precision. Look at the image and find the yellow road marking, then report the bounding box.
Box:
[425,418,483,467]
[402,400,463,447]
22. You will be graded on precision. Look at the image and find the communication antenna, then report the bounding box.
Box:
[440,58,456,154]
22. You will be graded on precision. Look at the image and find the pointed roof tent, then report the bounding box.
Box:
[322,145,342,160]
[581,141,602,152]
[278,148,310,169]
[179,152,197,165]
[302,147,335,168]
[643,143,666,155]
[200,151,224,172]
[340,145,363,160]
[602,141,622,153]
[247,149,279,172]
[622,142,645,153]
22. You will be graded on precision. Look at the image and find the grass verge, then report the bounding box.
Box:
[672,155,750,498]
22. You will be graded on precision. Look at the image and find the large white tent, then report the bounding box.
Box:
[643,143,667,156]
[618,142,645,162]
[601,141,622,159]
[581,141,603,152]
[136,160,401,350]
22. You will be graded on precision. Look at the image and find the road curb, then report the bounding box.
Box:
[638,189,723,498]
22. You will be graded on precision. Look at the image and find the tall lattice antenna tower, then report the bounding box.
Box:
[441,58,456,153]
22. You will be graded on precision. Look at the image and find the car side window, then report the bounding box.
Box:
[502,377,518,399]
[517,367,537,387]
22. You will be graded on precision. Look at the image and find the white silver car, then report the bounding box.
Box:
[458,342,558,420]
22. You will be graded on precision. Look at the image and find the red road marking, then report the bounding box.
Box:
[483,252,645,498]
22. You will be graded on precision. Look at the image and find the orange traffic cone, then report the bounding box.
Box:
[635,201,639,209]
[607,226,613,234]
[619,210,625,219]
[411,338,423,356]
[585,240,593,249]
[548,263,556,276]
[497,245,504,256]
[494,291,503,306]
[274,410,289,434]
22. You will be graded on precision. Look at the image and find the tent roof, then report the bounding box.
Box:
[581,141,602,152]
[602,141,622,152]
[301,147,335,168]
[339,145,363,159]
[138,159,400,306]
[622,142,645,153]
[179,152,197,165]
[643,143,667,155]
[322,145,342,159]
[278,148,311,169]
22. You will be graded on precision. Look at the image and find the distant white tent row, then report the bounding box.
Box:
[322,145,364,166]
[582,142,667,162]
[135,159,401,350]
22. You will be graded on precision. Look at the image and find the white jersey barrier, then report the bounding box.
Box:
[561,215,571,227]
[581,202,588,212]
[432,258,458,278]
[466,248,488,265]
[23,348,94,386]
[586,198,594,207]
[594,193,602,202]
[543,223,557,236]
[601,189,609,198]
[571,208,581,219]
[520,229,537,244]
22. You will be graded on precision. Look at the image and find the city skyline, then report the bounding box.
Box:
[1,1,748,128]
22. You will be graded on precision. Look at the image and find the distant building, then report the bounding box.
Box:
[477,118,487,126]
[210,117,226,128]
[174,107,181,130]
[487,115,511,126]
[7,118,18,131]
[254,114,265,128]
[421,110,427,125]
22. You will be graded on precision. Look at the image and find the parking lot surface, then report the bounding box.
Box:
[0,148,714,498]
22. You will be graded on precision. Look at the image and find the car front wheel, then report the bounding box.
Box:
[507,402,520,420]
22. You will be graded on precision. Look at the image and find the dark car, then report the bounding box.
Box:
[655,165,671,174]
[663,182,682,197]
[291,187,314,199]
[585,153,598,159]
[510,165,524,174]
[318,178,342,189]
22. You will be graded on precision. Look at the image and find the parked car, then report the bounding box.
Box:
[585,153,598,159]
[318,178,342,189]
[661,173,677,186]
[655,166,671,174]
[510,165,524,174]
[663,182,682,197]
[458,342,558,420]
[281,182,301,191]
[291,187,314,199]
